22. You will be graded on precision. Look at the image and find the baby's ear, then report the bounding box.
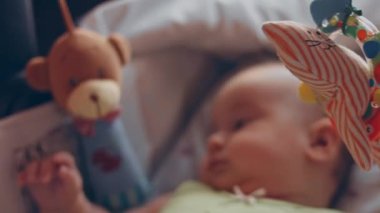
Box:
[26,57,51,91]
[108,34,131,65]
[306,117,342,163]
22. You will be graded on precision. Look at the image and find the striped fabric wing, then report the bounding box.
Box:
[262,21,372,170]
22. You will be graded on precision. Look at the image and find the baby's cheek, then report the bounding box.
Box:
[198,159,210,182]
[229,140,271,159]
[229,142,283,174]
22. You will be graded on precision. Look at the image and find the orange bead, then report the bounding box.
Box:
[358,29,367,41]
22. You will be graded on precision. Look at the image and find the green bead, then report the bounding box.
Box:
[345,26,358,38]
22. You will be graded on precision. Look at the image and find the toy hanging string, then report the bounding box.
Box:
[58,0,75,33]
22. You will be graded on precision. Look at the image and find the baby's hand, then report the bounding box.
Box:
[18,151,86,213]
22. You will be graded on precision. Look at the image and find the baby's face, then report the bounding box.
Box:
[201,65,310,197]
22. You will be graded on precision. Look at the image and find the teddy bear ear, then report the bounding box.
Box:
[26,57,51,91]
[108,34,131,65]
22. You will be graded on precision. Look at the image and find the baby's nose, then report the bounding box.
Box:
[207,133,225,154]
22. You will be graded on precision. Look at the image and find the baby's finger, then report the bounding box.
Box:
[39,158,54,183]
[51,152,75,168]
[17,171,28,187]
[25,161,41,185]
[58,165,82,191]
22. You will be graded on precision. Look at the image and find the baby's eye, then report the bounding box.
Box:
[232,118,247,131]
[98,68,106,79]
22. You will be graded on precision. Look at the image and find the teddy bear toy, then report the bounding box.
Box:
[25,0,150,211]
[26,1,128,134]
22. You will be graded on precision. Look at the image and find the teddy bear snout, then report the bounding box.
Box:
[67,79,121,120]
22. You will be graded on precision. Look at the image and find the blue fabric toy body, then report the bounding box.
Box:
[78,118,151,212]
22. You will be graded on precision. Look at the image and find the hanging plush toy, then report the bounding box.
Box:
[25,0,150,211]
[26,0,129,135]
[311,0,380,167]
[262,0,380,171]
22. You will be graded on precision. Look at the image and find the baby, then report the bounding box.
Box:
[18,60,352,213]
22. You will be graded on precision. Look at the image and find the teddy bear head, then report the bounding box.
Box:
[26,0,131,121]
[27,29,130,119]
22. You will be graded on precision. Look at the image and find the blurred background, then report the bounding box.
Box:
[0,0,108,118]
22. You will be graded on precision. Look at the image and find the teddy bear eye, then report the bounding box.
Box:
[98,68,106,79]
[69,78,79,87]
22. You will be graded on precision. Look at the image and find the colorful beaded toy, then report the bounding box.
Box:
[263,0,380,170]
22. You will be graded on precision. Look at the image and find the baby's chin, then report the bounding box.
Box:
[203,173,238,192]
[200,163,243,191]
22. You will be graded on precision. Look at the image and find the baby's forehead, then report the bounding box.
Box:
[238,62,299,83]
[211,63,323,119]
[218,64,299,100]
[212,74,293,113]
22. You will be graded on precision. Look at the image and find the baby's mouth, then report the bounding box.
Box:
[208,158,228,174]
